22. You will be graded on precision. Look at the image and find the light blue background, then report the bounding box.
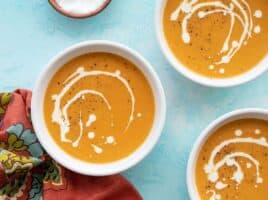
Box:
[1,1,268,199]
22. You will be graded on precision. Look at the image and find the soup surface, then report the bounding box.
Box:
[44,53,155,163]
[163,0,268,78]
[196,119,268,200]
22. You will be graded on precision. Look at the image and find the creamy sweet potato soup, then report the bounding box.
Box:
[44,53,155,163]
[196,119,268,200]
[164,0,268,78]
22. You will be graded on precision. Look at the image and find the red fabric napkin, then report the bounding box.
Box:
[0,89,142,200]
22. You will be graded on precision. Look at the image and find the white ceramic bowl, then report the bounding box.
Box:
[31,40,166,176]
[155,0,268,87]
[187,108,268,199]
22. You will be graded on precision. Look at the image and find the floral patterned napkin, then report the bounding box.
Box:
[0,89,142,200]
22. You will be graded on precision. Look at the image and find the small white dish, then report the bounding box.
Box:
[155,0,268,87]
[31,40,166,176]
[187,108,268,199]
[48,0,111,18]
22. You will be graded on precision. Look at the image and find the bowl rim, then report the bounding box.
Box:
[187,108,268,199]
[155,0,268,88]
[31,40,166,176]
[48,0,111,19]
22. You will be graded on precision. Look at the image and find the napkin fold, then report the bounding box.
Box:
[0,89,142,200]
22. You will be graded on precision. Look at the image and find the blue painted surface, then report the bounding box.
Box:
[1,1,268,199]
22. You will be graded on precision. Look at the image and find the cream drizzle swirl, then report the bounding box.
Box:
[204,133,268,200]
[51,67,135,154]
[170,0,262,71]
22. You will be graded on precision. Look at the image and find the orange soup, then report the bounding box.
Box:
[196,119,268,200]
[44,53,155,163]
[163,0,268,78]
